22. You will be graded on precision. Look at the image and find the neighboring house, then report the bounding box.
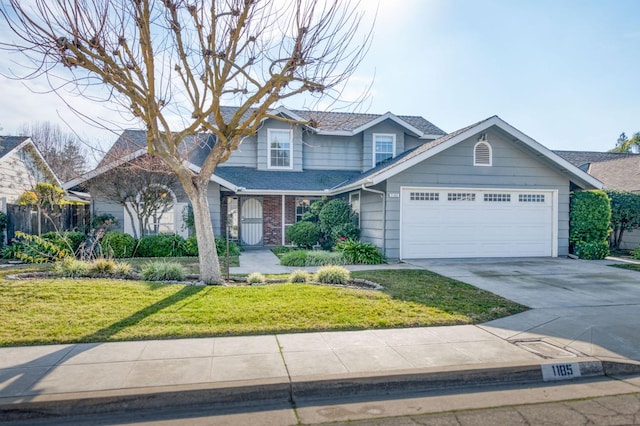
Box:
[0,136,60,209]
[66,108,601,260]
[555,150,640,250]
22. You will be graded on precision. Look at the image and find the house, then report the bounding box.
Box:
[555,150,640,250]
[0,136,60,210]
[65,108,602,260]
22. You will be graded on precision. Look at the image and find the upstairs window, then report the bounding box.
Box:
[373,133,396,167]
[474,139,492,166]
[268,129,293,169]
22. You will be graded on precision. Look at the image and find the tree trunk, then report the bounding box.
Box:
[184,179,222,284]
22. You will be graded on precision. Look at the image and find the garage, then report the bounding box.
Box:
[400,187,557,259]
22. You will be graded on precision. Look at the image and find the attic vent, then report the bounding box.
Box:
[474,141,492,166]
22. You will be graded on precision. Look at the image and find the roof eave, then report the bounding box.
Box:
[63,148,147,189]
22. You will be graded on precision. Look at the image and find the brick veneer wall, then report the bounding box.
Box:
[262,195,282,246]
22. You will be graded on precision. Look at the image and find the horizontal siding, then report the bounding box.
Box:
[384,129,571,259]
[303,133,362,170]
[363,121,407,172]
[257,120,303,171]
[359,189,384,248]
[223,136,258,168]
[0,149,53,204]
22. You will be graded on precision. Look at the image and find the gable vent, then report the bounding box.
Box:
[474,141,492,166]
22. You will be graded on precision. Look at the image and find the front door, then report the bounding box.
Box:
[240,198,263,246]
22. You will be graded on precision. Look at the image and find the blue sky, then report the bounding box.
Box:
[0,0,638,153]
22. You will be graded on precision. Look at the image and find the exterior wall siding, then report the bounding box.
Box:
[222,135,258,168]
[362,121,407,172]
[358,188,385,248]
[383,129,571,259]
[257,120,303,171]
[0,148,53,204]
[302,133,363,170]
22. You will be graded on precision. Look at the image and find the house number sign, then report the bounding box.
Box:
[541,362,581,381]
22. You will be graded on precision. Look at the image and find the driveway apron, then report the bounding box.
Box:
[408,257,640,361]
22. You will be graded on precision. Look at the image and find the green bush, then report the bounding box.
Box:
[570,190,611,245]
[141,261,186,281]
[247,272,266,284]
[606,191,640,249]
[314,265,351,285]
[272,245,294,256]
[10,231,70,263]
[41,231,87,254]
[318,199,359,246]
[0,211,7,248]
[289,269,310,283]
[633,246,640,260]
[215,237,241,256]
[185,235,199,256]
[280,250,308,267]
[101,231,137,258]
[136,234,186,257]
[574,241,609,260]
[335,239,385,264]
[286,221,321,248]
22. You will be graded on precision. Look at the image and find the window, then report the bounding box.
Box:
[447,192,476,201]
[295,197,320,222]
[410,192,439,201]
[373,134,396,167]
[268,129,292,169]
[474,141,492,166]
[519,194,545,203]
[484,193,511,202]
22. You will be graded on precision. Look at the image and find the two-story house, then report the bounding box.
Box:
[65,107,602,260]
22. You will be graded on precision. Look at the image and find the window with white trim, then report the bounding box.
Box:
[484,193,511,202]
[448,192,476,201]
[268,129,293,169]
[410,192,439,201]
[474,141,492,166]
[373,133,396,167]
[519,194,545,203]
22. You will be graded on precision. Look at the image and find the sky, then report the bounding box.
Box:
[0,0,638,156]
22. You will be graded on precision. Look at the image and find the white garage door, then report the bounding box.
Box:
[400,188,556,259]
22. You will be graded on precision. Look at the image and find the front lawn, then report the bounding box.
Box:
[610,263,640,272]
[0,269,527,346]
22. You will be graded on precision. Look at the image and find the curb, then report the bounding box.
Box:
[2,359,640,421]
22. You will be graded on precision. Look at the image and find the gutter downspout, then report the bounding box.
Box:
[361,183,386,254]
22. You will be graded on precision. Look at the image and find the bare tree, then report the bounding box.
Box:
[19,121,88,182]
[0,0,371,283]
[88,149,179,240]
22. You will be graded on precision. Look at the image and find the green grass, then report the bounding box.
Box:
[610,263,640,272]
[0,268,527,346]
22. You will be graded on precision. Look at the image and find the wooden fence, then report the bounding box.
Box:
[6,204,90,242]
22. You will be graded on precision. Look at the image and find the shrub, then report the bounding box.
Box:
[141,261,186,281]
[112,261,133,277]
[185,235,199,256]
[570,190,611,245]
[136,234,186,257]
[574,241,610,260]
[286,221,321,248]
[289,269,310,283]
[280,250,308,267]
[41,231,87,254]
[318,199,360,246]
[247,272,266,284]
[215,237,241,256]
[336,239,385,264]
[606,191,640,249]
[10,231,70,263]
[305,251,346,266]
[101,231,137,258]
[314,265,351,285]
[90,257,116,274]
[272,245,294,256]
[54,257,90,277]
[633,246,640,260]
[0,212,7,248]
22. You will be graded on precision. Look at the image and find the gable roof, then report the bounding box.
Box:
[216,106,447,139]
[0,135,61,186]
[554,150,640,192]
[336,116,603,192]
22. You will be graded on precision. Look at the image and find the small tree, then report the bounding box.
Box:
[318,198,359,246]
[17,182,66,236]
[611,132,640,153]
[606,190,640,250]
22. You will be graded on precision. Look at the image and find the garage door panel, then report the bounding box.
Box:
[401,188,554,259]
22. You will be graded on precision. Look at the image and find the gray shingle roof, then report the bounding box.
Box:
[587,156,640,192]
[214,167,361,192]
[553,150,638,168]
[0,136,29,160]
[217,106,446,136]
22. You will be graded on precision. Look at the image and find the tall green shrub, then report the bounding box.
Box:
[570,190,611,259]
[286,221,321,248]
[136,234,186,257]
[318,199,359,246]
[101,231,137,258]
[605,191,640,249]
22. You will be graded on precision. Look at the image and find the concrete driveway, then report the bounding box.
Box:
[407,257,640,361]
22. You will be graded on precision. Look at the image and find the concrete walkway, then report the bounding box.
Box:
[2,253,640,422]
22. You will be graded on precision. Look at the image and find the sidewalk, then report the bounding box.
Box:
[2,251,640,421]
